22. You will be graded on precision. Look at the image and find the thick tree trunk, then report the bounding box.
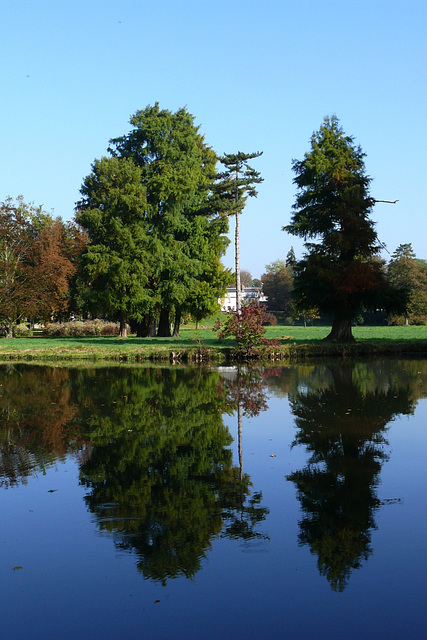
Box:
[157,306,171,337]
[135,315,156,337]
[324,314,354,342]
[5,323,14,339]
[135,321,146,338]
[172,309,181,337]
[119,311,127,338]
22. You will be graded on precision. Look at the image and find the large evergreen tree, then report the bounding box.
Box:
[76,105,230,337]
[285,116,400,342]
[109,103,229,336]
[76,157,155,337]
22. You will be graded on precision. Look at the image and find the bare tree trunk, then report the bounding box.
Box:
[5,323,14,339]
[135,322,145,337]
[235,166,242,314]
[157,306,171,337]
[324,314,354,342]
[148,318,156,336]
[119,311,127,338]
[235,211,241,313]
[135,315,156,337]
[172,309,181,337]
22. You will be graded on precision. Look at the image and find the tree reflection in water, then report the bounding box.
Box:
[287,362,416,592]
[220,365,269,478]
[0,364,81,487]
[76,367,269,585]
[2,360,423,590]
[219,366,270,537]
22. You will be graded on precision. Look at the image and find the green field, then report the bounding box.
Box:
[264,325,427,343]
[1,324,426,362]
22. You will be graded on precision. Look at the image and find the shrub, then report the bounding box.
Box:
[44,320,128,337]
[216,302,267,349]
[262,312,278,326]
[13,323,33,338]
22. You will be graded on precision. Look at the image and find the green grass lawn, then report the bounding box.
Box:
[1,324,426,358]
[264,325,427,343]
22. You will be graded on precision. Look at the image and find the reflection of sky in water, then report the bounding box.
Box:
[0,363,426,640]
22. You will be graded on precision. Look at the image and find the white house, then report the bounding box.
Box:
[220,286,267,311]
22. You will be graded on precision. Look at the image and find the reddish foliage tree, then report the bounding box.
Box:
[30,220,78,321]
[0,198,85,335]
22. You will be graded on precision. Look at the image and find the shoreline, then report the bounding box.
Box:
[1,340,427,364]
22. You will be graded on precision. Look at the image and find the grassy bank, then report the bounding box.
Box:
[1,325,426,363]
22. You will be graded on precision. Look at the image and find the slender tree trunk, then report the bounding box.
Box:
[234,165,242,315]
[173,309,181,337]
[235,211,241,313]
[324,313,354,342]
[119,310,127,338]
[157,306,171,337]
[196,320,200,330]
[148,318,156,336]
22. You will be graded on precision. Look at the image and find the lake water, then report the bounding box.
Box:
[0,360,426,639]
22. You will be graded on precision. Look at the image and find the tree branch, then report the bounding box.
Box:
[373,199,399,204]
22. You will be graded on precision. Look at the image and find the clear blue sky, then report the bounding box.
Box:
[2,0,426,278]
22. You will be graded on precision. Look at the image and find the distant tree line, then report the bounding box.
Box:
[242,244,427,325]
[245,239,427,325]
[242,239,427,328]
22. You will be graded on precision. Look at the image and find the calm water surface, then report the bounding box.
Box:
[0,360,426,639]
